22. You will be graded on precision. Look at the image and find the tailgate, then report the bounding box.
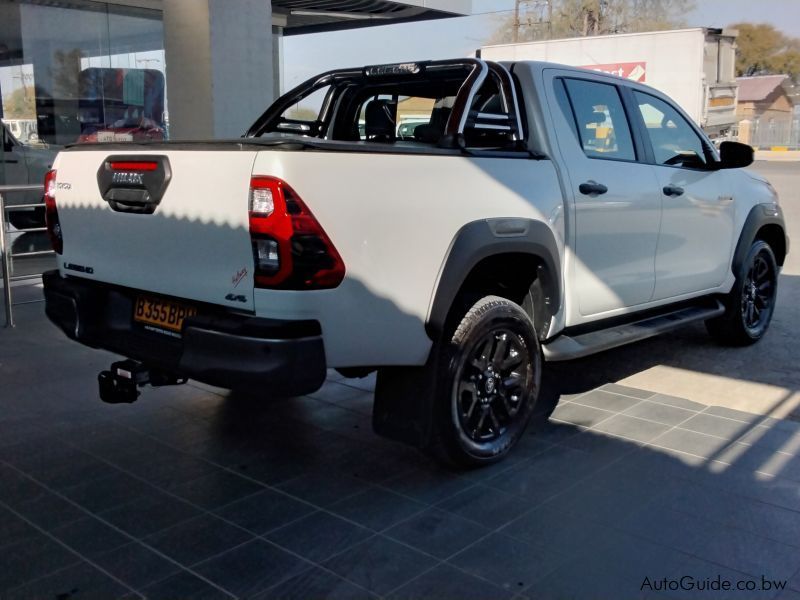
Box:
[54,149,258,312]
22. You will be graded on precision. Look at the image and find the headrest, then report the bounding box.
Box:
[413,106,452,144]
[365,99,397,140]
[577,109,608,126]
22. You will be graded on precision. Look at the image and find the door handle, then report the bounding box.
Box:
[663,184,684,197]
[579,181,608,195]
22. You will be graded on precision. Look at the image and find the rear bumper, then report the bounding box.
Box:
[43,270,326,395]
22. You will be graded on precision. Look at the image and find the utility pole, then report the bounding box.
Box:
[512,0,553,43]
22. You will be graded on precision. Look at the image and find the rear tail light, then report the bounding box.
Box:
[249,184,275,216]
[44,169,62,254]
[248,176,345,289]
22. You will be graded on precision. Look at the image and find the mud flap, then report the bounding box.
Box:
[373,352,441,449]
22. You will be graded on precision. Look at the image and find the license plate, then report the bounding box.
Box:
[134,295,197,333]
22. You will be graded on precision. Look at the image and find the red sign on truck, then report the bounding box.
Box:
[579,62,646,82]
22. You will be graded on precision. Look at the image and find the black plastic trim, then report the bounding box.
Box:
[246,58,485,140]
[618,84,655,165]
[66,140,275,151]
[96,154,172,214]
[733,204,788,271]
[558,295,721,338]
[64,137,538,160]
[543,300,725,361]
[42,271,326,395]
[426,219,561,340]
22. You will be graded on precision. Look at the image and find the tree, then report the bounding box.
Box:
[732,22,800,80]
[487,0,693,45]
[768,49,800,81]
[52,48,84,98]
[2,86,35,119]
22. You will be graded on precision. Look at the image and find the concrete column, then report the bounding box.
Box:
[163,0,273,139]
[272,25,283,97]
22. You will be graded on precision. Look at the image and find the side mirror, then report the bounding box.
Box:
[718,141,753,169]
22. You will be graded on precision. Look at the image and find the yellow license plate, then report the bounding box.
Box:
[134,295,197,333]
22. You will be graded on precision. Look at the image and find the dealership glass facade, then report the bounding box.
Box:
[0,0,166,152]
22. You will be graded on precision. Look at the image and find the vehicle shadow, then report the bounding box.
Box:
[146,370,800,598]
[2,333,800,599]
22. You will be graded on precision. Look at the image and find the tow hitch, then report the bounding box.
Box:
[98,360,187,404]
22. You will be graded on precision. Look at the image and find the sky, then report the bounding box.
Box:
[282,0,800,93]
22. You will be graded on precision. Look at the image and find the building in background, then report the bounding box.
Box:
[737,75,794,123]
[735,74,797,148]
[0,0,471,152]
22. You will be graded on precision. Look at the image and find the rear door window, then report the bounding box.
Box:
[563,78,636,161]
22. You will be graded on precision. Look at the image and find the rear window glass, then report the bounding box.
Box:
[563,78,636,161]
[355,95,443,142]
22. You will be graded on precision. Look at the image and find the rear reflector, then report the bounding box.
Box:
[254,238,280,274]
[108,161,159,171]
[44,169,62,254]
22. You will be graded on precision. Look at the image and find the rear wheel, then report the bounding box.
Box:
[706,240,778,345]
[433,296,541,467]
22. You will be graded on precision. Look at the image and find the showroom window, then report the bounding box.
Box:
[0,0,167,151]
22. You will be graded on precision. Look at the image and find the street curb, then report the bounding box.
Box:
[753,150,800,161]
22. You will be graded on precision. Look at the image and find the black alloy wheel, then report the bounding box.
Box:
[707,240,778,345]
[454,329,530,444]
[435,295,541,467]
[740,250,775,334]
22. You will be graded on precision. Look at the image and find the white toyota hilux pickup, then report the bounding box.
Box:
[43,59,788,466]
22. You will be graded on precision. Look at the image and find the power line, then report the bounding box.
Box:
[512,0,553,42]
[454,5,539,18]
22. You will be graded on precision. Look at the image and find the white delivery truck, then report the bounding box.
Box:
[479,28,738,138]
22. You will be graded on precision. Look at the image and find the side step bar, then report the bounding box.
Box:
[542,301,725,362]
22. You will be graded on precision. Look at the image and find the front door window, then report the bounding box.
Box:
[634,91,709,169]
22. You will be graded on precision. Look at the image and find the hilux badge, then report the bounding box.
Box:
[111,172,145,185]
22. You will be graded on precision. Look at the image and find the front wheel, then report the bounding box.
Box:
[434,296,541,467]
[706,240,778,346]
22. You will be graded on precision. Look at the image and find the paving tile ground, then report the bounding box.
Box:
[1,288,800,599]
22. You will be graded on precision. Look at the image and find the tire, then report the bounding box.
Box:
[432,295,541,467]
[706,240,778,346]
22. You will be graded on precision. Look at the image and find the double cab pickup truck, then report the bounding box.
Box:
[43,59,788,466]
